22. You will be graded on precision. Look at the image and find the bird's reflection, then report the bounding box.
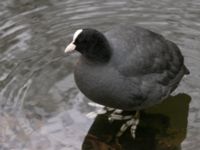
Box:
[82,94,191,150]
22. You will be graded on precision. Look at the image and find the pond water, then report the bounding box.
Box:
[0,0,200,149]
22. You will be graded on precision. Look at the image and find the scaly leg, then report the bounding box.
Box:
[116,111,140,138]
[86,102,140,138]
[86,102,114,118]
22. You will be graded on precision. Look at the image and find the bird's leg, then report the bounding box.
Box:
[86,102,115,118]
[108,110,140,139]
[108,109,133,122]
[86,102,140,138]
[116,111,140,138]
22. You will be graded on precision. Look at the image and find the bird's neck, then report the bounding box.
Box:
[84,36,112,64]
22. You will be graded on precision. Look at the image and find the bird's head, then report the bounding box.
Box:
[65,28,111,63]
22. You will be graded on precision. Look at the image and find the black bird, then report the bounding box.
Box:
[64,24,189,138]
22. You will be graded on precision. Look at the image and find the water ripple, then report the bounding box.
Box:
[0,0,200,149]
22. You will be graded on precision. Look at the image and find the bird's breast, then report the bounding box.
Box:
[73,61,132,109]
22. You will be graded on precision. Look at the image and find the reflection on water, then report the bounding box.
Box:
[0,0,200,149]
[82,94,190,150]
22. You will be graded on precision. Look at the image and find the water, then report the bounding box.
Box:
[0,0,200,149]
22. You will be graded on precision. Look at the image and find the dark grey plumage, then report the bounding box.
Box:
[71,25,189,110]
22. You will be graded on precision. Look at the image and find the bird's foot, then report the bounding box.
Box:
[108,109,133,121]
[108,110,140,139]
[86,102,113,118]
[117,111,140,138]
[86,102,140,139]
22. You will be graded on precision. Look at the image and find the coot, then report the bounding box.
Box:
[64,25,189,138]
[65,25,189,110]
